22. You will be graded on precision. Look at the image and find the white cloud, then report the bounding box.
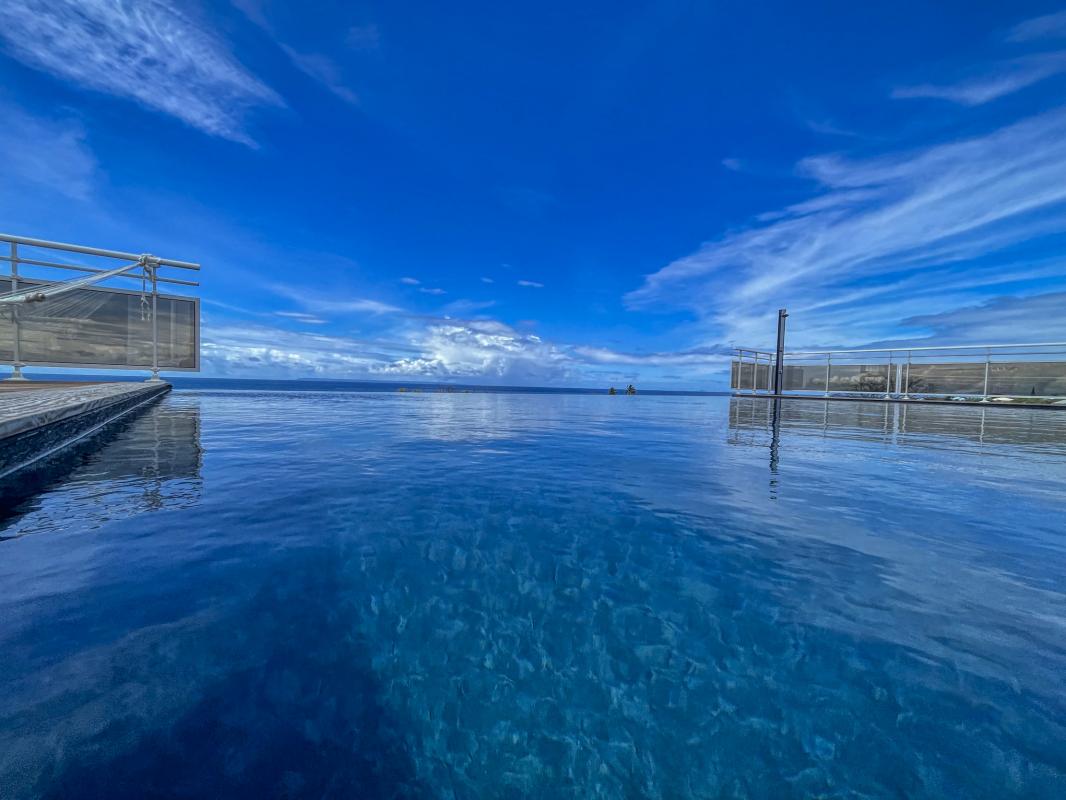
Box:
[0,101,96,199]
[517,280,544,288]
[442,299,496,315]
[897,291,1066,344]
[199,316,573,383]
[805,119,859,137]
[269,283,402,315]
[400,277,421,285]
[0,0,282,145]
[419,287,447,295]
[233,0,359,107]
[374,320,572,382]
[279,44,359,106]
[892,53,1066,105]
[574,345,732,367]
[202,306,732,386]
[481,277,495,284]
[202,323,402,376]
[309,297,402,315]
[274,310,327,324]
[627,107,1066,349]
[1007,11,1066,43]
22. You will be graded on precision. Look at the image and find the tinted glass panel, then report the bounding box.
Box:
[0,279,197,369]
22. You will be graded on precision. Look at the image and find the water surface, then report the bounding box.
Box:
[1,393,1064,798]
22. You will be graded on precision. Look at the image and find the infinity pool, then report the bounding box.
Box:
[1,392,1064,798]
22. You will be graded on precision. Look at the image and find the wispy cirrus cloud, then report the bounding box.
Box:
[232,0,360,107]
[574,344,733,367]
[268,283,403,316]
[304,297,402,315]
[893,12,1066,106]
[274,310,327,324]
[279,44,359,105]
[892,52,1066,106]
[0,0,281,145]
[517,280,544,288]
[0,99,96,199]
[898,291,1066,344]
[627,107,1066,349]
[442,298,496,315]
[1007,10,1066,43]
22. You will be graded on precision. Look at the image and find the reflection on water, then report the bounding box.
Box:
[729,395,1066,452]
[0,395,202,538]
[0,393,1064,798]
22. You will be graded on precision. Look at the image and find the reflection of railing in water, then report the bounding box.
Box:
[732,342,1066,400]
[727,395,1066,451]
[0,234,200,381]
[0,400,203,537]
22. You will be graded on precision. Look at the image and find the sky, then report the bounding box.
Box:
[1,0,1065,389]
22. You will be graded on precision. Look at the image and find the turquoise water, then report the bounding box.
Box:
[1,392,1064,798]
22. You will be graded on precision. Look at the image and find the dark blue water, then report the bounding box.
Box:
[1,393,1064,798]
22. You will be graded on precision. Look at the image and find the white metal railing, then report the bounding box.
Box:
[732,342,1066,401]
[0,234,200,382]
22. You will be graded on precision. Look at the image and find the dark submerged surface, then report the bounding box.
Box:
[1,393,1064,798]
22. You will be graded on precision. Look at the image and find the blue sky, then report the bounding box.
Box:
[2,1,1065,389]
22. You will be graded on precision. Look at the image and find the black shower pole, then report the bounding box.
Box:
[772,308,788,395]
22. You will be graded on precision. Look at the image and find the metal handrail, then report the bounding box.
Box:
[731,342,1066,401]
[2,233,200,381]
[0,254,199,288]
[734,342,1066,355]
[0,233,199,270]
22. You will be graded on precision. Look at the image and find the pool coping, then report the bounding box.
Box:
[0,382,171,479]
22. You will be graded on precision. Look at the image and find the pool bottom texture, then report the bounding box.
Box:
[0,392,1064,799]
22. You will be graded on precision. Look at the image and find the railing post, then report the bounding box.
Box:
[884,355,893,399]
[750,352,758,394]
[147,263,162,383]
[824,353,831,397]
[6,241,27,381]
[980,353,990,402]
[902,353,911,399]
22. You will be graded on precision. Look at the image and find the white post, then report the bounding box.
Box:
[6,241,27,381]
[823,354,831,397]
[146,263,162,383]
[980,354,990,402]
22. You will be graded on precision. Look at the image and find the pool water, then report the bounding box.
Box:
[1,392,1064,798]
